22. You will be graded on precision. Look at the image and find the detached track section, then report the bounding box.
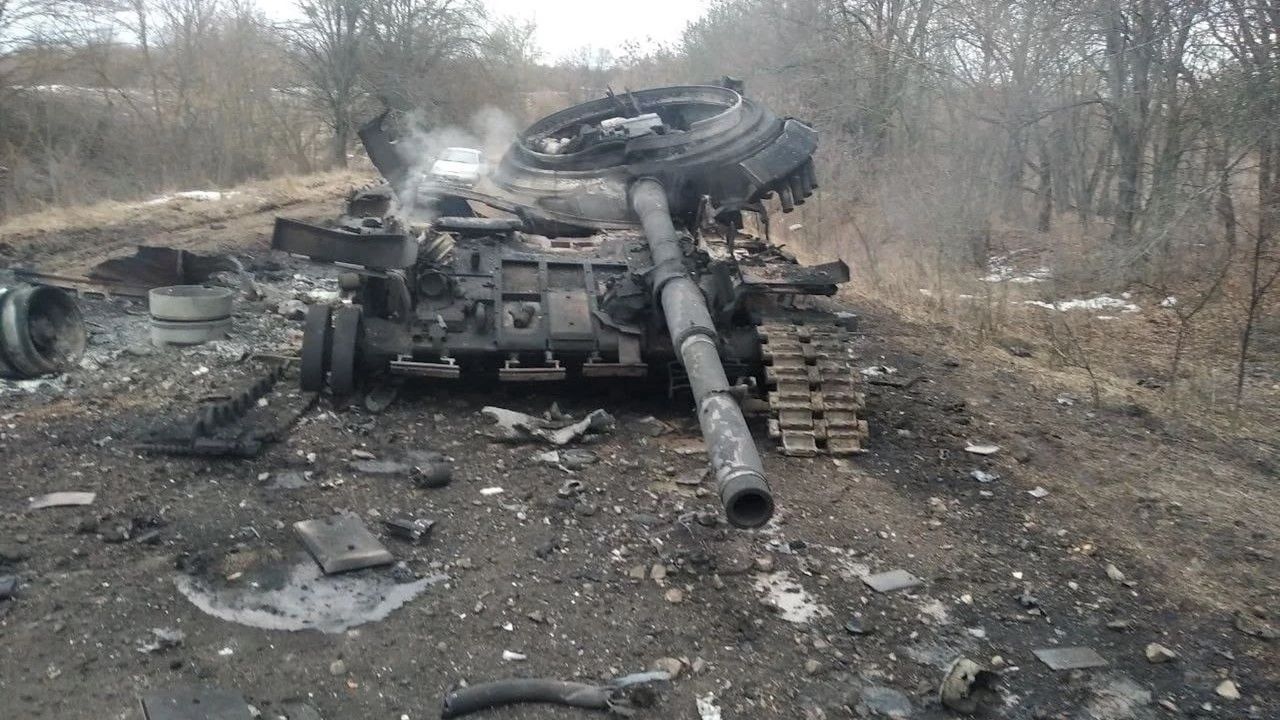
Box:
[760,320,869,455]
[137,365,318,457]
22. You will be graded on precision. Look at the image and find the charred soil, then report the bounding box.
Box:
[0,192,1276,720]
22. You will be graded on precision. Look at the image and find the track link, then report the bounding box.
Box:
[758,320,869,456]
[138,365,318,457]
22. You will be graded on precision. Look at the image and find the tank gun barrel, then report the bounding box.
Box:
[630,178,774,529]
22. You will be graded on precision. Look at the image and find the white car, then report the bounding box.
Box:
[429,147,487,187]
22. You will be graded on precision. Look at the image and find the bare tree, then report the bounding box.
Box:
[1213,0,1280,407]
[286,0,369,166]
[362,0,484,113]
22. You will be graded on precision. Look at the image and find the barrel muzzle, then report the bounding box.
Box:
[720,468,775,529]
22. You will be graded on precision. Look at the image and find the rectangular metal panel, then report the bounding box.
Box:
[294,514,393,574]
[548,291,593,341]
[546,263,584,289]
[501,261,540,294]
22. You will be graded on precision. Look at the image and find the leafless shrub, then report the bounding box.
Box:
[1043,314,1102,407]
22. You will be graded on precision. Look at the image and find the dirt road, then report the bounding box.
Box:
[0,188,1275,720]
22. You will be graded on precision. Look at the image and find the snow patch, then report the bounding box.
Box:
[918,597,952,625]
[303,289,341,304]
[697,694,723,720]
[860,365,898,378]
[1023,295,1141,313]
[753,570,830,624]
[0,376,66,395]
[983,255,1052,284]
[13,84,93,94]
[819,544,873,581]
[144,190,238,205]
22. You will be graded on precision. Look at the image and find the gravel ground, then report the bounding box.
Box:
[0,198,1276,720]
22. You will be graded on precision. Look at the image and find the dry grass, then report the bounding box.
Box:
[0,169,372,243]
[779,198,1280,442]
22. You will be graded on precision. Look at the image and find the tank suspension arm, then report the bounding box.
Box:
[629,178,774,529]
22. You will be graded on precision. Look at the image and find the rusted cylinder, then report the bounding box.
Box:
[0,283,87,379]
[630,178,774,529]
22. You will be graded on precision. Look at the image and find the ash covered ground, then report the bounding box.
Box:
[0,194,1276,720]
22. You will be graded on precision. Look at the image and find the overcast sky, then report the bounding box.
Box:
[254,0,713,62]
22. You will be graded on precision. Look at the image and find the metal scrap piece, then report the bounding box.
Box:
[272,218,418,270]
[1033,646,1109,671]
[939,657,1001,713]
[383,518,435,544]
[140,687,252,720]
[28,491,96,510]
[861,569,923,593]
[481,406,615,445]
[294,514,394,574]
[138,366,315,458]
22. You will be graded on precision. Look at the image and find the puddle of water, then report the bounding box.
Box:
[753,570,830,624]
[175,558,446,633]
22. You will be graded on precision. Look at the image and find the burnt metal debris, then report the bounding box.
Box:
[13,246,243,299]
[0,281,87,379]
[272,82,869,528]
[938,657,1001,713]
[137,365,316,457]
[294,513,394,575]
[149,285,236,346]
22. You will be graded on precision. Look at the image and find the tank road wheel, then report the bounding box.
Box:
[329,305,364,396]
[300,304,333,392]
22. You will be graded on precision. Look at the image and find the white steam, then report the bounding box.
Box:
[392,106,519,223]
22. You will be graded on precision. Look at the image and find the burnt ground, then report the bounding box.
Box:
[0,194,1277,720]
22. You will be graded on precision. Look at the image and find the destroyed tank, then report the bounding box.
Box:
[273,83,868,529]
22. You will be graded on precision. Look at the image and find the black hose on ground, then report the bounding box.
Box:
[440,679,615,718]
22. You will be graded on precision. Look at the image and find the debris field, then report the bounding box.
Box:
[0,197,1277,720]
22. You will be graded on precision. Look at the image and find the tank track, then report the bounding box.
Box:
[138,365,318,457]
[758,320,869,456]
